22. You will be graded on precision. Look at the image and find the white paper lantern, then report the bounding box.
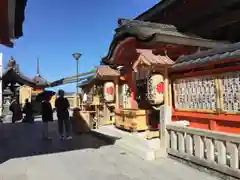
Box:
[104,82,115,103]
[147,74,164,104]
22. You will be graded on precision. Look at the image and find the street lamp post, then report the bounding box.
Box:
[72,53,82,107]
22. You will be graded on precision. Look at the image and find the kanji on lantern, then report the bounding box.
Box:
[106,87,114,95]
[156,82,164,93]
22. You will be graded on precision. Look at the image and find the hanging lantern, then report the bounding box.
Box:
[104,82,115,103]
[147,74,164,104]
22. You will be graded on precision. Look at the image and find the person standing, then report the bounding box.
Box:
[22,99,34,123]
[41,95,53,140]
[55,89,72,140]
[9,97,22,123]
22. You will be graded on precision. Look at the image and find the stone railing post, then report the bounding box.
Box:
[166,125,240,179]
[159,104,172,156]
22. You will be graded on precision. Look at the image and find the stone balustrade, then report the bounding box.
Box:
[166,125,240,179]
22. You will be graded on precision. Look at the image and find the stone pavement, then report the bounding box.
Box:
[0,120,222,180]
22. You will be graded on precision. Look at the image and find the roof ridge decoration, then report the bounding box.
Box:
[173,42,240,69]
[118,18,177,31]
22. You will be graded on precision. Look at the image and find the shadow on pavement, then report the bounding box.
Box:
[0,120,118,164]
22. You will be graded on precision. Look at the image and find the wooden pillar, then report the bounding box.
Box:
[164,68,169,107]
[115,79,119,109]
[130,71,137,109]
[159,67,170,156]
[168,79,172,106]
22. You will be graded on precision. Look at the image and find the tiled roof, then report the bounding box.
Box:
[78,66,119,88]
[96,66,120,77]
[33,74,49,85]
[172,42,240,69]
[136,49,174,66]
[118,19,201,40]
[2,68,49,89]
[119,19,178,31]
[2,58,49,89]
[102,18,228,65]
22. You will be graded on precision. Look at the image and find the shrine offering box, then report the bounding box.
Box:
[115,109,148,131]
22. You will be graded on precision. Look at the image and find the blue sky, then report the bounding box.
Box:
[1,0,159,92]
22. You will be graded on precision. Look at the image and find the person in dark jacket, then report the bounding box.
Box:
[9,97,22,123]
[41,95,53,140]
[22,99,34,123]
[55,89,72,140]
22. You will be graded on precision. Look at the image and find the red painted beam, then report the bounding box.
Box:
[0,0,12,47]
[108,37,136,65]
[172,111,240,122]
[171,64,240,79]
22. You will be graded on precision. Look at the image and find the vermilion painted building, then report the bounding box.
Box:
[101,18,228,133]
[133,0,240,134]
[0,0,27,47]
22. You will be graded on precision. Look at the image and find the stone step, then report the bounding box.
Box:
[92,125,165,160]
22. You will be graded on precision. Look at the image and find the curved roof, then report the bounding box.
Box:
[96,66,120,78]
[2,58,50,89]
[2,68,50,89]
[102,19,228,65]
[133,49,174,70]
[172,41,240,69]
[79,66,119,88]
[33,74,49,85]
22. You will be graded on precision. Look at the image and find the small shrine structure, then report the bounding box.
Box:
[101,18,228,137]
